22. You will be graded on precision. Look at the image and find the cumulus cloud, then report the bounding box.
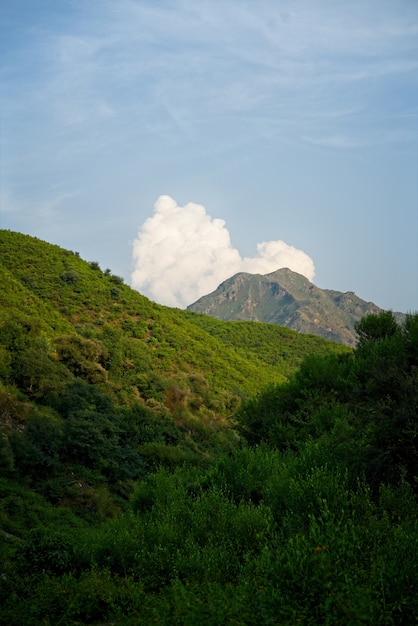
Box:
[131,195,315,308]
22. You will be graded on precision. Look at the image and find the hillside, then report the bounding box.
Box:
[1,230,418,625]
[0,228,347,531]
[187,268,404,346]
[0,231,346,455]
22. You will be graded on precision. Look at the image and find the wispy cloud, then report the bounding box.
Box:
[1,186,79,223]
[302,134,366,149]
[4,0,416,151]
[1,0,417,314]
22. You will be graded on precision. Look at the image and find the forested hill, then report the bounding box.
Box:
[0,230,345,450]
[1,229,418,624]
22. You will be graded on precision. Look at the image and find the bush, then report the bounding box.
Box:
[16,527,76,575]
[60,269,81,284]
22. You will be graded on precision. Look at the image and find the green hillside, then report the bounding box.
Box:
[1,230,417,625]
[0,230,345,417]
[179,309,343,377]
[0,229,347,478]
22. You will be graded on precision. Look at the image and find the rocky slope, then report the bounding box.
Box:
[188,268,404,346]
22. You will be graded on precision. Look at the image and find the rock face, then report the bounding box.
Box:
[187,268,403,346]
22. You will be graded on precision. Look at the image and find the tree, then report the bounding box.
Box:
[54,335,108,383]
[355,310,400,347]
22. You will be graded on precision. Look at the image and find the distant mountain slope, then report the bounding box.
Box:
[187,268,404,346]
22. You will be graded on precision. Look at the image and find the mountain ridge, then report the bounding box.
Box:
[187,267,405,346]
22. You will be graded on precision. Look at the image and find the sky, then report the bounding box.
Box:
[1,0,417,312]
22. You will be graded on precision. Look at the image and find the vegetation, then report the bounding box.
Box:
[0,230,417,624]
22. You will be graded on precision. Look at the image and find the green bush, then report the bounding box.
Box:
[16,527,76,575]
[60,269,81,284]
[9,413,62,479]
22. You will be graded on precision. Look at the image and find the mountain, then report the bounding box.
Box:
[187,268,403,346]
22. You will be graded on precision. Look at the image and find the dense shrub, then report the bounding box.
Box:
[238,312,418,490]
[1,235,418,626]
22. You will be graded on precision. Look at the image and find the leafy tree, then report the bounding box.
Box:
[16,527,76,575]
[355,310,400,347]
[0,313,42,353]
[61,408,120,471]
[60,269,82,284]
[0,346,11,382]
[54,334,108,383]
[237,352,353,449]
[12,338,73,401]
[239,312,418,490]
[54,379,113,418]
[349,313,417,485]
[0,316,72,400]
[403,312,418,366]
[0,432,14,474]
[9,413,63,480]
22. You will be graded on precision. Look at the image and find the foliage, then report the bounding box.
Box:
[1,452,418,624]
[1,231,418,624]
[180,310,349,378]
[238,311,418,490]
[54,334,108,383]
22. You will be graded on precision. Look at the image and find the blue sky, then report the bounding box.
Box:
[1,0,417,311]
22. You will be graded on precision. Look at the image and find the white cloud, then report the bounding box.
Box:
[131,195,315,307]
